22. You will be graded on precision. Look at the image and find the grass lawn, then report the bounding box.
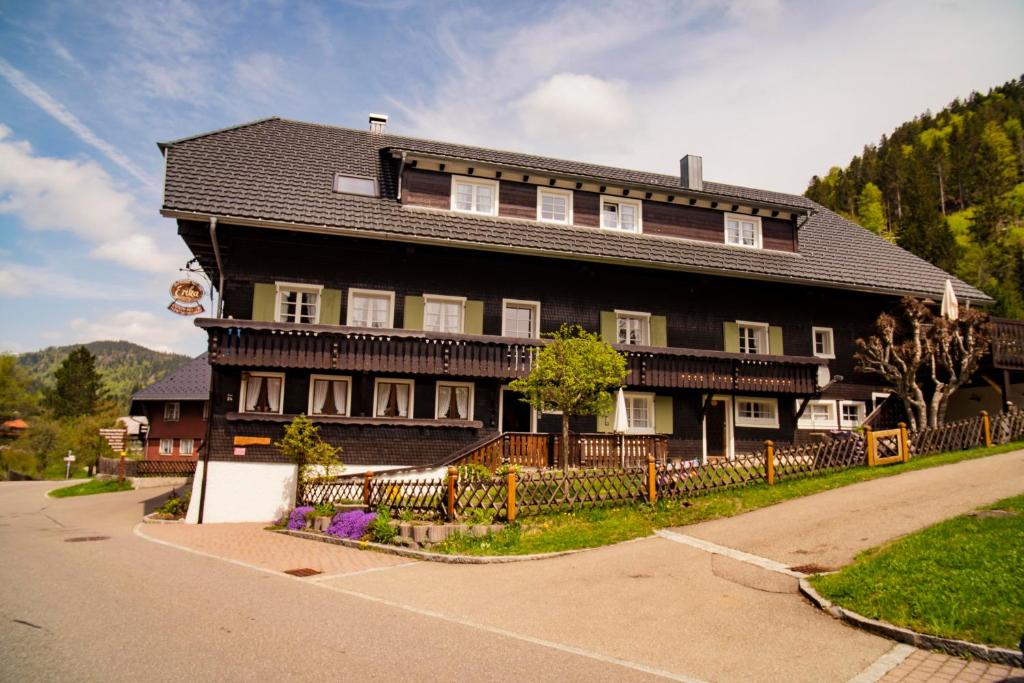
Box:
[437,440,1024,557]
[48,478,133,498]
[810,493,1024,649]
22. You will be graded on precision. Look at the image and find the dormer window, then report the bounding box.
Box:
[537,187,572,224]
[600,196,641,233]
[725,213,762,248]
[334,173,378,196]
[451,176,498,216]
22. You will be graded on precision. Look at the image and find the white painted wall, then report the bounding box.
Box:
[946,383,1024,421]
[185,461,297,524]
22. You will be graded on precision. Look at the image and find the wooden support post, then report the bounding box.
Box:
[506,471,517,523]
[117,451,126,482]
[898,422,909,463]
[446,467,457,522]
[765,440,775,486]
[864,426,875,466]
[647,454,657,504]
[981,411,992,448]
[363,470,374,508]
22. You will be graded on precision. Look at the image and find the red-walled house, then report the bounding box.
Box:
[130,354,210,461]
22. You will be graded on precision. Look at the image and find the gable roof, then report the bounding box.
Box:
[131,353,210,403]
[160,117,990,303]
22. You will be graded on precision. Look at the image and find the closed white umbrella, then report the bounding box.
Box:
[612,388,629,468]
[941,279,959,321]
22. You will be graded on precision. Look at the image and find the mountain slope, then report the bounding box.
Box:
[16,341,191,411]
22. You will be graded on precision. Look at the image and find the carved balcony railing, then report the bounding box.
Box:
[992,318,1024,371]
[197,319,824,395]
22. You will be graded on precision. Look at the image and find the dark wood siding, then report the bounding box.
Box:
[574,190,600,228]
[499,179,536,220]
[402,167,449,210]
[643,201,723,241]
[762,216,796,251]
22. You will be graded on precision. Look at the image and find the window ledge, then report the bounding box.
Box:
[226,412,483,429]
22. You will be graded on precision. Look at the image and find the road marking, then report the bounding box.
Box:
[847,644,915,683]
[655,529,805,577]
[135,523,708,682]
[306,561,419,582]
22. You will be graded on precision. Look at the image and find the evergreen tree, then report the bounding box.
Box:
[45,346,104,418]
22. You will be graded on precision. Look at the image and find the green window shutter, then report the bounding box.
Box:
[319,288,341,325]
[600,311,617,344]
[650,315,667,347]
[768,326,784,355]
[403,296,424,330]
[723,322,739,353]
[464,300,484,335]
[251,283,277,322]
[654,396,674,435]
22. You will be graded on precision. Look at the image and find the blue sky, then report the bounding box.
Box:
[1,0,1023,356]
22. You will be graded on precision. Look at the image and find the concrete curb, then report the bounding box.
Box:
[278,528,646,564]
[799,578,1024,668]
[142,512,185,525]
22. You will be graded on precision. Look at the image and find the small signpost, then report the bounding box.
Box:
[99,428,127,453]
[63,450,76,479]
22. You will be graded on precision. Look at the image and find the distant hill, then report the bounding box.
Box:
[16,341,191,412]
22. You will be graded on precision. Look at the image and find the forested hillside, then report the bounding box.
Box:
[805,76,1024,316]
[16,341,189,411]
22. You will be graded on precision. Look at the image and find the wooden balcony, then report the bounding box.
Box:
[992,318,1024,371]
[197,318,823,395]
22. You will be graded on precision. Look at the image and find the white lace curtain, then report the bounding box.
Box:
[332,380,347,414]
[313,380,329,413]
[244,376,263,412]
[265,377,281,413]
[438,385,469,419]
[395,383,409,417]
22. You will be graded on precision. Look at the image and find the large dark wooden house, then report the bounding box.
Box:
[159,115,989,522]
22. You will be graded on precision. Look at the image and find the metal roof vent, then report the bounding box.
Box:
[680,155,703,192]
[368,113,388,134]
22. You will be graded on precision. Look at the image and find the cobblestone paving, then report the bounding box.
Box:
[881,649,1024,682]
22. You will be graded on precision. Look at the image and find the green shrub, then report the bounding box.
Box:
[457,463,492,481]
[314,502,336,517]
[157,491,191,518]
[494,463,523,478]
[464,508,496,525]
[369,506,396,544]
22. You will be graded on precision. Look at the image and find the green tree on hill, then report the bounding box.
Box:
[45,347,104,419]
[856,182,892,241]
[0,355,38,420]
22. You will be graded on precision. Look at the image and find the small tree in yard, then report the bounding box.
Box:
[274,415,343,487]
[855,296,990,430]
[509,324,627,471]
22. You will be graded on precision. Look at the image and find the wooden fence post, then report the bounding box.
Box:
[117,451,126,482]
[647,454,657,504]
[446,467,457,522]
[506,470,517,523]
[981,410,992,448]
[898,422,910,463]
[363,470,374,508]
[864,426,875,466]
[765,440,775,486]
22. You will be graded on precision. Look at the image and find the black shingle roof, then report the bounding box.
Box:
[131,353,210,402]
[160,117,990,303]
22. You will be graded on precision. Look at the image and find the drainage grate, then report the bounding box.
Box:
[64,536,110,543]
[789,563,833,575]
[283,567,322,577]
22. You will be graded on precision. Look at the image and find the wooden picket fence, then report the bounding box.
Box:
[299,409,1023,521]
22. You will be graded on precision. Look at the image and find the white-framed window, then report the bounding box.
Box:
[308,374,352,417]
[797,399,836,430]
[839,401,866,429]
[435,381,474,420]
[616,310,651,346]
[334,173,378,197]
[179,438,194,456]
[737,321,769,355]
[159,439,173,456]
[451,176,498,216]
[735,397,779,428]
[724,213,762,249]
[812,327,835,359]
[537,187,573,224]
[600,196,642,233]
[423,294,465,334]
[374,378,414,419]
[240,371,285,415]
[871,392,891,410]
[347,288,395,328]
[624,392,655,434]
[502,299,540,339]
[164,401,180,422]
[275,282,322,324]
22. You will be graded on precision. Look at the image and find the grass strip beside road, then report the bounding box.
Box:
[810,493,1024,649]
[437,441,1024,556]
[49,478,133,498]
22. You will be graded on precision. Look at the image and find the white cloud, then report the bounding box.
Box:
[232,52,288,100]
[0,261,134,300]
[396,0,1024,193]
[67,310,206,354]
[0,125,178,273]
[0,57,156,187]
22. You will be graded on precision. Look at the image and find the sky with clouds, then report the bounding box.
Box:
[1,0,1022,356]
